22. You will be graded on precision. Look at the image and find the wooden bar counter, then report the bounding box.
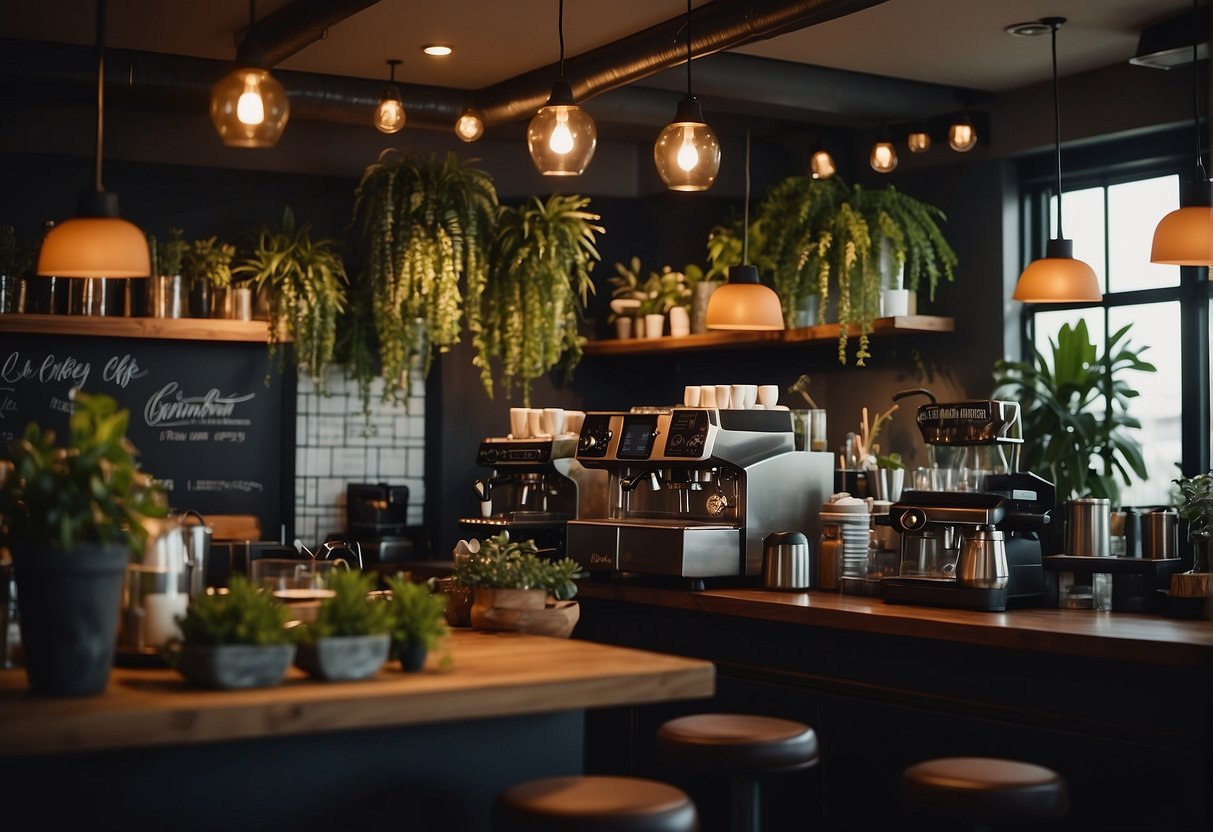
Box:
[574,581,1213,832]
[0,629,713,831]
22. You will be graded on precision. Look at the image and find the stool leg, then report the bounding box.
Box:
[731,774,761,832]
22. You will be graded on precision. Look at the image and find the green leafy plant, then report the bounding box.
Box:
[851,183,957,301]
[993,320,1155,505]
[0,225,36,277]
[454,531,585,601]
[384,573,450,652]
[301,568,394,641]
[473,194,602,405]
[349,149,499,408]
[234,206,348,388]
[1173,471,1213,539]
[149,227,187,277]
[175,574,294,646]
[610,258,694,318]
[877,452,904,470]
[185,235,236,289]
[0,390,168,556]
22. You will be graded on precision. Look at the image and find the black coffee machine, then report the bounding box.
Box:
[337,482,427,564]
[878,389,1055,611]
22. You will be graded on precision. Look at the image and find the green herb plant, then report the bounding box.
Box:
[474,194,602,405]
[149,227,187,277]
[0,390,168,557]
[235,206,348,389]
[175,574,294,646]
[301,568,394,642]
[384,573,450,655]
[993,320,1155,505]
[185,235,236,289]
[454,531,585,601]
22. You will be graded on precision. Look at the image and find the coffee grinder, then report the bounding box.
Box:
[879,389,1054,611]
[458,435,608,555]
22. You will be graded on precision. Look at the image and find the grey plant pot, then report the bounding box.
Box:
[176,643,296,690]
[295,633,391,681]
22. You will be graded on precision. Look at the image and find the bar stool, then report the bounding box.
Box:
[492,775,699,831]
[901,756,1069,831]
[656,713,819,832]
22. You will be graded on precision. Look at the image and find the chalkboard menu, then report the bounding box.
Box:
[0,329,293,539]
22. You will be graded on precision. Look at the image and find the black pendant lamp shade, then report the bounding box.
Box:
[37,0,149,279]
[528,0,597,176]
[654,0,721,191]
[1014,17,1102,303]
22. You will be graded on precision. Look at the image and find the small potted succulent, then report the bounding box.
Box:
[454,531,584,638]
[294,569,394,681]
[171,574,296,690]
[383,573,450,672]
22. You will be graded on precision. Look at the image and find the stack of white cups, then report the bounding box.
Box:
[508,407,586,439]
[683,383,787,410]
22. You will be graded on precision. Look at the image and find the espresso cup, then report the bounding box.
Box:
[700,385,717,408]
[757,385,779,408]
[527,408,545,437]
[684,385,702,407]
[509,407,530,439]
[731,384,748,410]
[715,385,732,409]
[542,407,565,436]
[564,410,586,435]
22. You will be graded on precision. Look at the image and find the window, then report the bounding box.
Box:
[1019,136,1212,508]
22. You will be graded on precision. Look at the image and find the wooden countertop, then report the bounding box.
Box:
[576,582,1213,667]
[0,629,714,757]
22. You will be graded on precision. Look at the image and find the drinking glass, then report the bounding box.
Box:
[808,409,828,451]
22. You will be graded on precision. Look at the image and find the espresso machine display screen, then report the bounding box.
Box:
[617,415,659,460]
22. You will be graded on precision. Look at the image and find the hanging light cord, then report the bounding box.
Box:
[743,128,751,266]
[93,0,106,193]
[558,0,566,81]
[685,0,693,95]
[1051,18,1064,240]
[1193,0,1206,179]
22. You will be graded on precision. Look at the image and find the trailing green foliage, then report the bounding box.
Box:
[851,184,957,301]
[453,531,585,601]
[350,149,499,409]
[384,573,450,651]
[474,194,602,405]
[0,225,36,277]
[176,574,294,646]
[302,568,394,641]
[185,235,236,289]
[1173,471,1213,538]
[0,390,168,556]
[993,320,1155,504]
[234,206,348,389]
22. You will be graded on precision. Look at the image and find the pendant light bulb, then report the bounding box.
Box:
[374,59,405,134]
[549,110,575,153]
[810,148,836,180]
[654,0,720,191]
[528,0,597,176]
[870,140,898,173]
[455,106,485,142]
[211,67,289,147]
[907,130,931,153]
[1013,17,1101,303]
[237,82,265,125]
[948,120,977,152]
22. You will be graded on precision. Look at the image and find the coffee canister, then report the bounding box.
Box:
[762,531,812,591]
[1066,497,1111,557]
[1141,507,1179,560]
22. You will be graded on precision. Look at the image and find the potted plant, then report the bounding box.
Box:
[0,224,35,313]
[607,256,645,339]
[235,207,348,390]
[993,320,1155,507]
[184,234,236,318]
[1173,471,1213,573]
[294,568,393,681]
[453,531,583,638]
[348,149,499,411]
[473,193,602,405]
[0,390,168,696]
[147,227,188,318]
[383,573,450,672]
[171,574,297,689]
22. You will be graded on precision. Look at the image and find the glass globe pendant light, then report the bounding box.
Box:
[907,128,931,153]
[809,146,836,180]
[870,126,898,174]
[1014,17,1101,303]
[38,0,150,279]
[528,0,597,176]
[374,59,406,134]
[654,0,721,191]
[455,98,485,143]
[210,1,289,148]
[948,108,978,152]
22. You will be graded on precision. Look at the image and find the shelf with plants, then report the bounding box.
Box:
[581,314,953,356]
[0,313,280,343]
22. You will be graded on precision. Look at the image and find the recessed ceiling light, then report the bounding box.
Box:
[422,44,453,56]
[1005,20,1053,37]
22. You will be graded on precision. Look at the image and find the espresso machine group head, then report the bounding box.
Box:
[458,435,607,556]
[566,407,834,586]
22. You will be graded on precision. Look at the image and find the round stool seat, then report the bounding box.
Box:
[902,757,1069,824]
[492,775,698,832]
[657,713,819,775]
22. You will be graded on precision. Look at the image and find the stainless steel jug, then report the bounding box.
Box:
[1066,498,1111,557]
[957,525,1009,589]
[762,531,812,590]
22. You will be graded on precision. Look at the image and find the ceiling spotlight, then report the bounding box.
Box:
[907,130,931,153]
[374,59,405,134]
[810,147,836,180]
[654,0,720,191]
[528,0,597,176]
[422,44,453,56]
[1005,20,1054,37]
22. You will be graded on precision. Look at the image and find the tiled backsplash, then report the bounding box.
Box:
[293,368,425,547]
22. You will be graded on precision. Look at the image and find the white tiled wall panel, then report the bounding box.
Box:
[293,367,425,546]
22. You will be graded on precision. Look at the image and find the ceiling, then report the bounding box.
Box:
[0,0,1196,131]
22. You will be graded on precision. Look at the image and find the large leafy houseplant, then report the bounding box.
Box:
[0,390,168,696]
[350,149,499,408]
[473,194,602,405]
[993,320,1155,505]
[235,207,348,388]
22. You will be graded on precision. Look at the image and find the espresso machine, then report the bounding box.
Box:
[879,389,1055,611]
[458,435,608,555]
[566,408,834,587]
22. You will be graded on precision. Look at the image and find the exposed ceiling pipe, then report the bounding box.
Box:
[235,0,384,68]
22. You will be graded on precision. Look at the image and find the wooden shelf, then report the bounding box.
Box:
[0,313,277,343]
[581,315,954,356]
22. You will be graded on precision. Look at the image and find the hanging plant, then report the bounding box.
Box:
[851,184,957,301]
[349,149,499,406]
[234,206,348,388]
[474,194,602,405]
